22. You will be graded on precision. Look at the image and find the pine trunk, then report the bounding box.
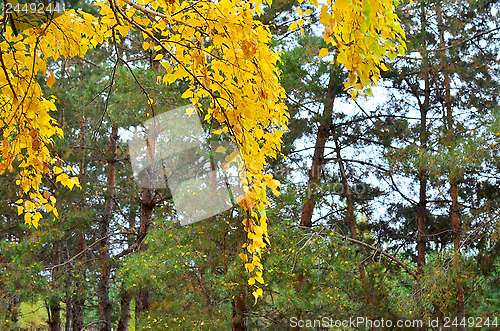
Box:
[7,295,19,325]
[436,0,466,324]
[71,298,85,331]
[135,124,156,324]
[300,72,335,227]
[48,241,61,331]
[335,139,375,327]
[98,124,118,331]
[416,3,430,274]
[117,206,136,331]
[450,180,465,326]
[48,301,61,331]
[117,288,132,331]
[232,293,247,331]
[71,115,86,331]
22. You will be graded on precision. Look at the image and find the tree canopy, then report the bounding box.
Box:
[0,0,405,301]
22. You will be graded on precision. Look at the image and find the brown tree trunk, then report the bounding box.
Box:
[335,140,358,241]
[450,180,465,325]
[48,111,65,331]
[117,288,132,331]
[416,171,427,275]
[72,115,86,331]
[436,0,466,325]
[416,5,430,274]
[135,126,157,325]
[98,124,118,331]
[292,71,336,331]
[134,186,154,321]
[48,241,61,331]
[65,280,72,331]
[71,298,85,331]
[135,196,154,318]
[117,208,136,331]
[48,299,61,331]
[232,293,247,331]
[334,139,375,323]
[414,5,444,328]
[7,295,19,325]
[300,73,335,227]
[296,70,348,330]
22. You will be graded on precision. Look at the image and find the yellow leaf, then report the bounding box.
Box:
[142,41,153,50]
[47,70,55,88]
[215,146,226,153]
[212,34,224,46]
[32,212,41,228]
[252,287,263,303]
[24,212,32,224]
[116,25,130,37]
[245,263,255,272]
[319,48,329,58]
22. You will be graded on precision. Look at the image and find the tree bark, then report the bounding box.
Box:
[48,111,65,331]
[300,72,335,227]
[72,115,86,331]
[117,288,132,331]
[135,126,156,325]
[7,295,19,324]
[334,139,375,325]
[71,298,85,331]
[293,70,336,331]
[416,171,428,275]
[48,295,61,331]
[231,293,247,331]
[416,2,430,275]
[436,0,466,325]
[65,280,72,331]
[135,193,155,316]
[117,207,136,331]
[48,241,61,331]
[98,124,118,331]
[450,179,465,325]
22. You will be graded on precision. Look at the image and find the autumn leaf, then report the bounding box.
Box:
[47,70,55,88]
[318,48,329,58]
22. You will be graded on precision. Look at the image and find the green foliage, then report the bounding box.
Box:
[1,0,500,328]
[119,212,246,330]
